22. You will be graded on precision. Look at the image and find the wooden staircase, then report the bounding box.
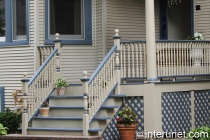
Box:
[26,85,125,136]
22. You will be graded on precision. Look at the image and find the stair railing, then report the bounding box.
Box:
[81,29,121,136]
[21,33,62,134]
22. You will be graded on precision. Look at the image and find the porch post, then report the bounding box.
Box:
[54,33,62,79]
[145,0,158,81]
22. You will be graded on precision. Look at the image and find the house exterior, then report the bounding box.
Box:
[0,0,210,138]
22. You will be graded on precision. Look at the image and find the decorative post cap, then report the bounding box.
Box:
[83,71,88,78]
[23,72,27,78]
[55,33,60,39]
[115,29,119,36]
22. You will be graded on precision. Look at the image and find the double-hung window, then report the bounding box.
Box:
[45,0,92,44]
[0,0,28,46]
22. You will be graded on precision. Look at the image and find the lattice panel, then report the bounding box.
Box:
[194,90,210,127]
[102,96,144,140]
[162,92,191,132]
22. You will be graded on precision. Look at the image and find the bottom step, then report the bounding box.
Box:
[0,134,102,140]
[26,127,103,136]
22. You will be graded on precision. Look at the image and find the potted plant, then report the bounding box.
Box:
[39,101,49,117]
[55,78,67,96]
[116,106,137,140]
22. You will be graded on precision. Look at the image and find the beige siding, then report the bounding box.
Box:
[61,45,96,84]
[38,0,45,45]
[0,46,34,109]
[106,0,160,51]
[96,0,103,65]
[194,0,210,40]
[168,0,191,40]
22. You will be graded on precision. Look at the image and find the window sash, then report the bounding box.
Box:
[48,0,84,40]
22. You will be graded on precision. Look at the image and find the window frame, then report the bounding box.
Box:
[0,0,29,46]
[45,0,92,45]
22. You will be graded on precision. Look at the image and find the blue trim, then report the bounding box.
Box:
[28,48,58,86]
[21,79,30,83]
[0,87,4,112]
[80,78,90,82]
[0,0,29,46]
[120,40,146,44]
[113,36,121,39]
[88,45,117,85]
[89,82,118,123]
[27,127,103,132]
[45,0,92,45]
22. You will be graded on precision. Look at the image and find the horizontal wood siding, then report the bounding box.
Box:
[0,46,34,109]
[38,0,45,45]
[61,45,96,84]
[168,0,191,40]
[194,0,210,40]
[106,0,160,51]
[96,0,103,65]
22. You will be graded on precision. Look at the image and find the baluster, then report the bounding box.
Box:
[157,43,160,76]
[91,83,94,118]
[169,43,171,76]
[98,72,102,105]
[93,79,97,115]
[123,44,126,78]
[131,43,135,77]
[128,43,131,77]
[143,43,147,77]
[120,44,123,78]
[135,43,139,77]
[139,43,142,77]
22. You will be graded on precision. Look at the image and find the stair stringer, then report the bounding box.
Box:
[89,96,124,136]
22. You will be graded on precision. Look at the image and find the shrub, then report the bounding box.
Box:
[186,125,210,140]
[0,108,22,134]
[0,123,8,135]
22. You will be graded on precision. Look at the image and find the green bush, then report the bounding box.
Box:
[0,108,22,134]
[0,123,8,135]
[186,126,210,140]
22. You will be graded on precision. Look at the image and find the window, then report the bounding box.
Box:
[0,0,28,46]
[45,0,92,44]
[0,0,5,42]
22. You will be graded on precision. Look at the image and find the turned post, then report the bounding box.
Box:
[54,33,62,79]
[113,29,121,94]
[21,72,30,135]
[81,71,90,136]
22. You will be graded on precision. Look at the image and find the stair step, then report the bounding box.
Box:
[33,116,83,120]
[93,116,111,120]
[109,94,126,98]
[27,127,103,132]
[49,105,118,109]
[33,116,111,120]
[49,95,83,99]
[101,105,119,109]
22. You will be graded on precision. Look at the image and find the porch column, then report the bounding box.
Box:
[145,0,157,81]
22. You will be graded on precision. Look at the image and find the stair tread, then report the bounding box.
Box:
[50,95,83,99]
[50,105,118,109]
[33,116,83,120]
[109,94,126,98]
[101,105,119,109]
[27,127,103,132]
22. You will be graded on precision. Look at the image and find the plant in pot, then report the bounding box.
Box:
[55,78,67,96]
[116,106,137,140]
[39,101,49,117]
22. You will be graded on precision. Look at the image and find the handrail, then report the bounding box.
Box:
[88,45,117,85]
[121,40,210,43]
[28,48,58,86]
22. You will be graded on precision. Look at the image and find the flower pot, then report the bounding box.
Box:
[56,87,65,96]
[39,107,49,117]
[116,124,137,140]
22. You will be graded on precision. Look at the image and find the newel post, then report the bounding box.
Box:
[113,29,121,94]
[80,71,90,136]
[54,33,62,79]
[21,72,30,135]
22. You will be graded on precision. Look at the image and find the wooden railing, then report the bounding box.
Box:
[156,41,210,76]
[38,46,54,64]
[21,34,62,134]
[120,41,147,78]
